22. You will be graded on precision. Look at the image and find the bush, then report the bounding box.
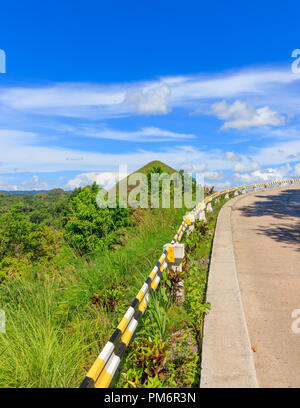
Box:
[63,183,131,255]
[0,204,62,281]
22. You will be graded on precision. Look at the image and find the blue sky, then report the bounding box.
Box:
[1,0,300,190]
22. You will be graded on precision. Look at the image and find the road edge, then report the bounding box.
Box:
[200,194,259,388]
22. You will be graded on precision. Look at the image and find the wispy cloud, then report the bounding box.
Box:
[73,126,196,142]
[0,133,230,174]
[1,64,300,191]
[173,67,300,112]
[0,66,299,120]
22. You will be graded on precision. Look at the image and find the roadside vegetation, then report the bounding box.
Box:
[0,161,225,388]
[115,196,226,388]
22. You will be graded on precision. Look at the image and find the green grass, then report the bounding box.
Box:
[0,192,226,389]
[0,206,187,388]
[0,278,97,387]
[115,196,226,388]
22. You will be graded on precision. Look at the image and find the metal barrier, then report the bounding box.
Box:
[79,178,300,388]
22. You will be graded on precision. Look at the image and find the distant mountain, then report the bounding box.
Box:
[0,190,50,195]
[0,188,70,196]
[110,160,178,195]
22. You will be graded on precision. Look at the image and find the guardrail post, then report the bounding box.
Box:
[163,243,185,267]
[163,243,185,302]
[206,201,213,213]
[198,210,207,223]
[184,214,195,235]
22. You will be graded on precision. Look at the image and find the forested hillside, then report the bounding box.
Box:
[0,184,131,282]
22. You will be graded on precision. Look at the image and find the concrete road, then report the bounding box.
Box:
[231,185,300,387]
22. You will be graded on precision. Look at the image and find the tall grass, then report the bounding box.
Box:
[114,196,227,388]
[0,206,187,387]
[0,278,94,387]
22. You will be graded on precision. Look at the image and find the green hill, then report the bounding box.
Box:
[134,160,177,175]
[110,160,178,195]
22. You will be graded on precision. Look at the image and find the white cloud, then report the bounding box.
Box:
[0,84,124,109]
[66,172,128,190]
[224,151,260,173]
[207,180,231,190]
[0,131,234,175]
[224,151,241,161]
[203,170,224,181]
[210,100,286,130]
[125,84,171,115]
[233,163,292,184]
[180,163,207,172]
[171,164,224,182]
[20,175,49,190]
[0,175,49,191]
[172,68,297,103]
[0,66,299,120]
[233,159,260,173]
[248,138,300,167]
[0,129,39,145]
[293,163,300,177]
[287,152,300,160]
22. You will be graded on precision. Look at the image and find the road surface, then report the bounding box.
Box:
[231,185,300,387]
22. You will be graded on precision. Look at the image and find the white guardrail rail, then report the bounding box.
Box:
[79,178,300,388]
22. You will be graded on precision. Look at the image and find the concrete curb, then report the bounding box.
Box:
[200,194,259,388]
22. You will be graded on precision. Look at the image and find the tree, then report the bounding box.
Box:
[63,183,131,255]
[0,203,62,281]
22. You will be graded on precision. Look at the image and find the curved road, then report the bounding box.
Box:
[231,185,300,387]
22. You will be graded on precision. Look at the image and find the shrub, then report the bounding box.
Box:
[63,183,131,255]
[0,204,62,282]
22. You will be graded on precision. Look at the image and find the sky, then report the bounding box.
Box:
[1,0,300,191]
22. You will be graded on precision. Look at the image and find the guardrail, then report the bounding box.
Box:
[79,178,300,388]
